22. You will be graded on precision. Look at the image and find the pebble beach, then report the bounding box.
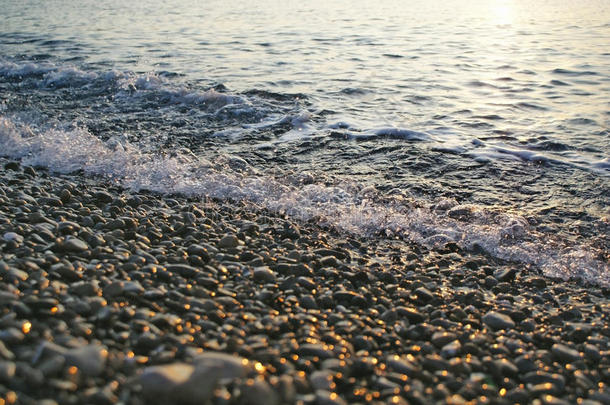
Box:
[1,157,608,405]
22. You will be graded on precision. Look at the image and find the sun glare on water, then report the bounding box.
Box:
[490,0,514,25]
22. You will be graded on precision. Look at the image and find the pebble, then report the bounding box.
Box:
[239,378,279,405]
[413,287,435,302]
[60,238,89,252]
[298,344,334,359]
[165,264,199,278]
[64,344,108,377]
[139,352,250,404]
[310,370,334,391]
[0,341,14,360]
[0,361,16,382]
[139,363,195,402]
[218,234,239,248]
[551,343,581,363]
[3,232,23,243]
[482,311,515,330]
[94,191,113,203]
[432,331,457,348]
[315,390,348,405]
[253,266,276,283]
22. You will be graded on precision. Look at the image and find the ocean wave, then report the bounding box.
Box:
[1,114,607,286]
[0,59,246,110]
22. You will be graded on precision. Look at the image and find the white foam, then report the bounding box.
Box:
[0,60,102,88]
[0,60,247,111]
[336,127,433,142]
[1,114,607,286]
[0,60,55,78]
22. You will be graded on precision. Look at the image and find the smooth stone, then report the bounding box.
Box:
[64,344,108,377]
[310,370,334,391]
[297,344,334,359]
[522,371,565,392]
[422,354,449,371]
[139,363,195,401]
[566,323,593,342]
[140,352,251,405]
[0,341,14,360]
[583,344,601,362]
[431,331,457,348]
[482,311,515,331]
[4,267,28,282]
[396,306,425,323]
[4,161,20,170]
[61,238,89,252]
[59,189,72,203]
[514,354,537,373]
[165,264,199,278]
[0,361,16,382]
[253,266,276,283]
[239,379,279,405]
[494,268,517,282]
[123,281,145,295]
[551,343,581,363]
[315,390,348,405]
[52,263,82,281]
[192,352,251,379]
[218,234,239,248]
[386,357,420,377]
[187,244,208,256]
[490,358,518,378]
[320,256,339,267]
[381,309,397,324]
[540,396,571,405]
[104,281,126,298]
[440,340,462,358]
[0,328,25,344]
[94,191,113,203]
[413,287,435,302]
[297,277,316,291]
[530,382,561,397]
[69,281,100,297]
[300,295,318,310]
[3,232,23,243]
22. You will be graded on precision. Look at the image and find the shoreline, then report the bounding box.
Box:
[0,157,608,404]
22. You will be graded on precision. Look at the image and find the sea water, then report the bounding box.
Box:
[0,0,608,284]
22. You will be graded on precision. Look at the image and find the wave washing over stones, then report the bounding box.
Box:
[0,158,608,404]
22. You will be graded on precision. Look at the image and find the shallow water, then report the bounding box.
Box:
[1,0,608,284]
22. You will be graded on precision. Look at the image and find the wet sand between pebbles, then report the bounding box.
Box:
[0,157,608,405]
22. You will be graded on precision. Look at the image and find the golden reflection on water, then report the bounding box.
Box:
[489,0,514,26]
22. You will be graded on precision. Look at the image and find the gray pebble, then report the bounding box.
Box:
[551,343,581,363]
[64,344,108,377]
[0,361,16,382]
[250,267,274,284]
[61,238,89,252]
[482,311,515,331]
[218,234,239,248]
